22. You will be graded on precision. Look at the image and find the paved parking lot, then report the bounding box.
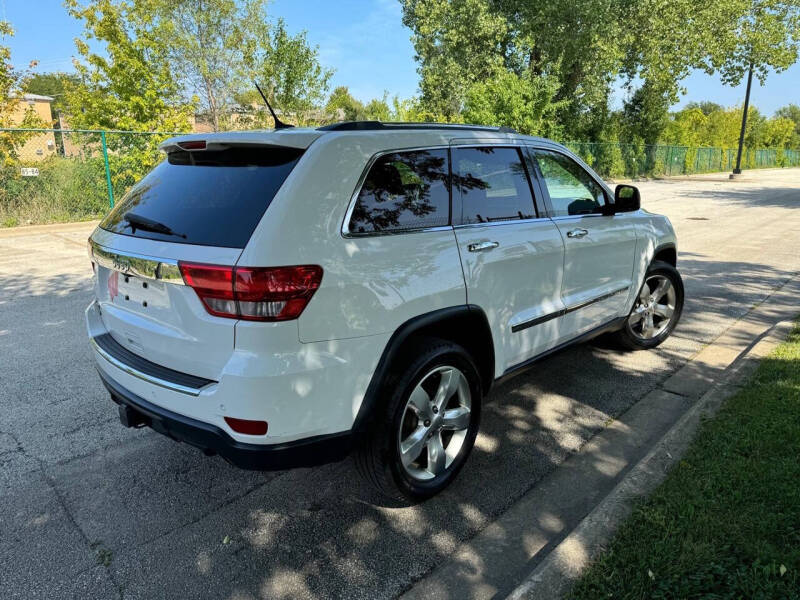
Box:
[1,168,799,599]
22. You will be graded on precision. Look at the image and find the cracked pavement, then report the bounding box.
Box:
[1,169,799,599]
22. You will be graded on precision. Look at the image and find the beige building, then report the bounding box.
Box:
[10,94,57,161]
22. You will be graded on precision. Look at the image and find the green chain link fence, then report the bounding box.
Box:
[0,128,180,227]
[564,141,800,179]
[1,128,799,227]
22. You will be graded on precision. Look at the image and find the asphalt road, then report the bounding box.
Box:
[1,168,799,599]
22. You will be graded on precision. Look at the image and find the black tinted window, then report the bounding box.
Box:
[349,149,450,234]
[453,147,536,224]
[533,150,606,217]
[100,146,304,248]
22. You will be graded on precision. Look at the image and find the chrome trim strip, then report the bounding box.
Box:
[453,217,550,230]
[90,337,209,397]
[511,285,630,333]
[89,239,185,285]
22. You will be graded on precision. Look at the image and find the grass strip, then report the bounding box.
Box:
[571,323,800,599]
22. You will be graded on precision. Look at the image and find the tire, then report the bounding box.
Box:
[616,260,684,350]
[355,337,482,502]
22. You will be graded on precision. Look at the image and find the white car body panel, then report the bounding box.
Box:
[454,220,565,375]
[553,213,638,340]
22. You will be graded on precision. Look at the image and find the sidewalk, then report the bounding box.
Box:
[401,275,800,600]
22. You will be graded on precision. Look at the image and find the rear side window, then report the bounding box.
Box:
[100,146,304,248]
[348,149,450,234]
[532,150,607,217]
[452,147,536,224]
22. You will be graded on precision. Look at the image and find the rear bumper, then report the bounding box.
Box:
[97,370,353,470]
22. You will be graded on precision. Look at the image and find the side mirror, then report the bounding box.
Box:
[614,184,641,213]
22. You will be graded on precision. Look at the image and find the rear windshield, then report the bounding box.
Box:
[100,146,304,248]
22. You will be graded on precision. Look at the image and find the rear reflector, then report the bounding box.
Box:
[178,262,322,321]
[224,417,268,436]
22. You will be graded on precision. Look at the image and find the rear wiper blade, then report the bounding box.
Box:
[124,213,186,239]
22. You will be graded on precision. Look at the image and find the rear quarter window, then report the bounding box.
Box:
[347,148,450,234]
[100,146,304,248]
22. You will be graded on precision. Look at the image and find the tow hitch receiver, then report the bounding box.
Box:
[118,404,149,428]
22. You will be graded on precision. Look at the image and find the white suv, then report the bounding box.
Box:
[86,122,683,500]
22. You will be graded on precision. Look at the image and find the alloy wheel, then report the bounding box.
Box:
[397,366,472,481]
[628,274,676,340]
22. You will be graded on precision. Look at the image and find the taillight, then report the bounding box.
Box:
[178,263,322,322]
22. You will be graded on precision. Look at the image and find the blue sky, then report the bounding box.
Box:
[3,0,798,114]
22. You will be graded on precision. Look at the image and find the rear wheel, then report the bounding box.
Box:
[616,260,683,350]
[355,339,482,502]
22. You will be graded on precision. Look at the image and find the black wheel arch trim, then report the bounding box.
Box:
[652,242,677,266]
[352,304,494,433]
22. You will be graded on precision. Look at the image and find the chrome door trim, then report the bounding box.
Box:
[511,285,630,333]
[89,239,185,285]
[90,337,210,396]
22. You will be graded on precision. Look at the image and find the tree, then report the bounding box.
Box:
[462,70,565,138]
[775,103,800,145]
[64,0,194,133]
[704,0,800,87]
[142,0,331,130]
[685,101,725,116]
[64,0,194,191]
[761,116,796,147]
[364,93,392,121]
[325,86,364,121]
[141,0,248,131]
[401,0,510,118]
[247,18,332,124]
[402,0,800,144]
[1,22,45,161]
[25,72,80,125]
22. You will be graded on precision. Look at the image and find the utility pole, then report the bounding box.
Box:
[731,63,754,177]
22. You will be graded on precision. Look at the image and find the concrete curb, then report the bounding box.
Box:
[505,318,797,600]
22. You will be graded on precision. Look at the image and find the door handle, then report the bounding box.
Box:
[468,241,499,252]
[566,228,588,238]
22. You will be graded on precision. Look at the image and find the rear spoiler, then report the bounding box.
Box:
[160,130,324,154]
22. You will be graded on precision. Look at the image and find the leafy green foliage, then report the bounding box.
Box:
[0,154,109,226]
[462,70,565,138]
[775,103,800,146]
[706,0,800,87]
[402,0,800,143]
[663,105,798,149]
[64,0,194,134]
[140,0,331,130]
[324,86,366,121]
[248,18,332,124]
[24,72,79,122]
[0,22,46,189]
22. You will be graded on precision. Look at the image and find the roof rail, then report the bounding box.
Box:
[317,121,518,134]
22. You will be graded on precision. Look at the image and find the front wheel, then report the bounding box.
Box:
[616,260,684,350]
[355,339,482,502]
